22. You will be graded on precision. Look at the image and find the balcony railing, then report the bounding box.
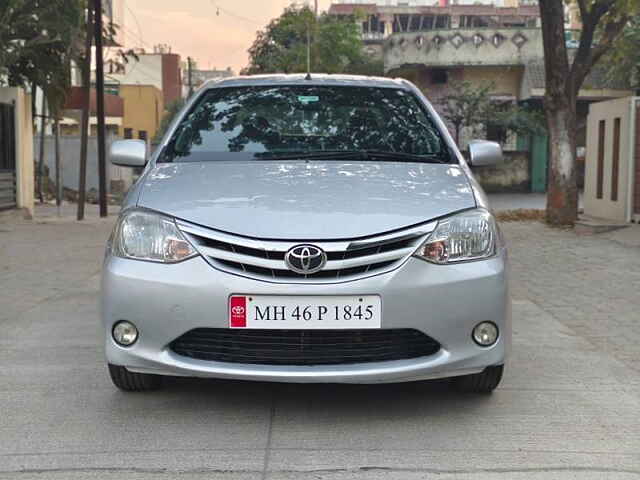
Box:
[362,32,386,41]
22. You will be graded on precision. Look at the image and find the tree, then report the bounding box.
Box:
[538,0,638,225]
[602,14,640,90]
[243,6,383,76]
[0,0,85,111]
[438,81,545,147]
[438,82,495,146]
[490,104,547,145]
[153,98,186,144]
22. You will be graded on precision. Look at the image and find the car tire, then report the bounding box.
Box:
[108,364,162,392]
[453,365,504,394]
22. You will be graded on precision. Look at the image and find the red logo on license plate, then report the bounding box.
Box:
[230,296,247,327]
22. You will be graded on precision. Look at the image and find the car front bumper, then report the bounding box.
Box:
[101,251,511,384]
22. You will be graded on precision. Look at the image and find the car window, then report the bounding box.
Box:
[162,86,449,162]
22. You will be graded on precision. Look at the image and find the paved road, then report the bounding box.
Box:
[1,210,639,480]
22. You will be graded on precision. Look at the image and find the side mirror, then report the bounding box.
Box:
[468,140,503,167]
[110,139,147,167]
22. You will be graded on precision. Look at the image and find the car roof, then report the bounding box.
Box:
[202,73,411,90]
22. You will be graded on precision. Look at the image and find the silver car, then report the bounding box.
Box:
[102,74,510,393]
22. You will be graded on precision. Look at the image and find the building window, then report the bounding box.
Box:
[138,130,148,142]
[105,84,120,96]
[124,128,133,139]
[431,69,448,84]
[435,15,450,29]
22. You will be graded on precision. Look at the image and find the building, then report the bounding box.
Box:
[330,0,632,193]
[331,0,522,5]
[61,84,163,141]
[105,48,183,106]
[61,87,124,136]
[0,87,34,216]
[60,43,183,143]
[183,67,234,97]
[329,1,540,59]
[118,84,164,141]
[87,46,183,139]
[105,0,126,47]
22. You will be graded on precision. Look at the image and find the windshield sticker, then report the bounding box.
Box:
[298,95,319,104]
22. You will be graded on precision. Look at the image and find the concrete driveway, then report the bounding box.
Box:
[0,209,638,479]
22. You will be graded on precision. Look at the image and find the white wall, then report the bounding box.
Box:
[108,54,163,91]
[34,135,133,194]
[584,96,633,222]
[0,87,34,217]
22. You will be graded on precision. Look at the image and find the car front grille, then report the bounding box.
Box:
[177,220,435,283]
[169,328,441,366]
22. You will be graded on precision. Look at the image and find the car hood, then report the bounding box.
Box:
[138,161,475,240]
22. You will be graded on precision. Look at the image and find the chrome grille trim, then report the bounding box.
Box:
[177,220,436,283]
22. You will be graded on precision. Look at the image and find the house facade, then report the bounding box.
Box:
[0,87,34,216]
[330,0,632,193]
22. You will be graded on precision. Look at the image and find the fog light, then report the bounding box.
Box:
[112,321,138,346]
[472,321,498,347]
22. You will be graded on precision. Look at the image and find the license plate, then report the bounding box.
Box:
[229,295,381,329]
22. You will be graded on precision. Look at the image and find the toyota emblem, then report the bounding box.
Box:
[285,244,327,275]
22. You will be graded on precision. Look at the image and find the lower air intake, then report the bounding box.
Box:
[170,328,441,366]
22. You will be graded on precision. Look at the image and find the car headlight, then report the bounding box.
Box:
[414,209,498,264]
[112,209,197,263]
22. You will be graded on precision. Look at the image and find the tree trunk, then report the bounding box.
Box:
[538,0,577,226]
[544,94,578,225]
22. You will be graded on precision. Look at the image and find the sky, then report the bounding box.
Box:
[122,0,333,74]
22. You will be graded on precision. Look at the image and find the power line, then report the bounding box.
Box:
[122,2,152,49]
[209,1,264,26]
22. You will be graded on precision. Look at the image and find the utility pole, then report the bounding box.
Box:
[77,2,93,221]
[314,0,318,17]
[54,117,62,216]
[188,57,194,98]
[94,0,108,217]
[37,94,46,203]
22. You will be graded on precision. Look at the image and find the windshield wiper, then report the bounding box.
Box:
[361,150,450,164]
[255,150,450,163]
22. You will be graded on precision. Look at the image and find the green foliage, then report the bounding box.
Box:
[439,81,545,146]
[602,15,640,89]
[243,7,383,76]
[491,105,547,143]
[153,98,186,144]
[0,0,85,113]
[1,0,119,116]
[438,82,495,145]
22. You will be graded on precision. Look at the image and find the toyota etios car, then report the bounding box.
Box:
[103,74,510,393]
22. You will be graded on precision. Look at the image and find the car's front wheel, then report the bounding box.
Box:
[453,365,504,393]
[108,364,162,392]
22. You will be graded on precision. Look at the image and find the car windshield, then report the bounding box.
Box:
[160,85,451,163]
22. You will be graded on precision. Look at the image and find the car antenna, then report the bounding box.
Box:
[305,15,312,80]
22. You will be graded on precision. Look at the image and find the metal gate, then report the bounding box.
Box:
[0,102,17,210]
